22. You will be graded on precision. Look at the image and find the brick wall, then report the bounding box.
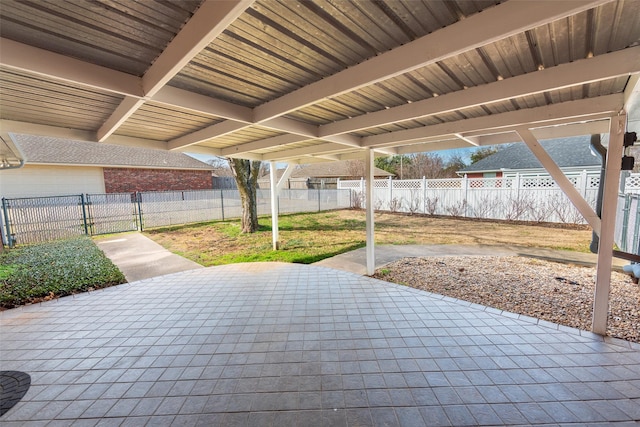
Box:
[466,172,503,179]
[103,168,212,193]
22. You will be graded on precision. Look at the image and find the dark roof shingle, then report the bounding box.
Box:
[460,136,601,173]
[11,134,213,170]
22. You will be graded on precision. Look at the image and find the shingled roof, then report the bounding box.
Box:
[10,134,213,170]
[459,136,602,174]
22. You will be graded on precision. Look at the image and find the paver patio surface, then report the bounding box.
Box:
[1,262,639,426]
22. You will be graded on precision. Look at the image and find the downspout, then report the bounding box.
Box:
[0,158,25,170]
[0,134,26,170]
[590,134,606,253]
[0,134,25,250]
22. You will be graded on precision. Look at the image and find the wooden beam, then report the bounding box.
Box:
[320,46,640,137]
[593,114,625,334]
[0,38,143,97]
[168,121,248,150]
[253,0,612,122]
[142,0,254,95]
[220,134,309,157]
[516,127,601,233]
[363,94,624,147]
[153,86,253,123]
[467,120,611,146]
[262,143,347,161]
[98,0,253,145]
[97,96,146,142]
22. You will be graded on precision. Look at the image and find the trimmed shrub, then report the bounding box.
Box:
[0,237,126,309]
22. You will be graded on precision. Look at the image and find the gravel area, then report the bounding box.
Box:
[373,256,640,343]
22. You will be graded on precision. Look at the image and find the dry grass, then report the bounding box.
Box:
[145,209,592,266]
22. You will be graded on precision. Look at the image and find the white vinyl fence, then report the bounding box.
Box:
[341,171,640,255]
[339,171,602,224]
[615,193,640,254]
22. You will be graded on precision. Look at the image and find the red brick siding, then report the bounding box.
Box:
[466,172,503,179]
[103,168,211,193]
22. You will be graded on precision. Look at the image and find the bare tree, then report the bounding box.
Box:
[206,156,231,169]
[389,197,402,212]
[345,160,365,178]
[446,199,468,217]
[424,196,439,215]
[443,154,467,177]
[470,195,494,219]
[404,153,447,179]
[408,188,422,214]
[503,193,534,221]
[228,158,262,233]
[530,199,553,223]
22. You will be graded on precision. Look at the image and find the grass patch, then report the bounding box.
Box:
[0,237,126,309]
[145,209,592,267]
[145,211,368,266]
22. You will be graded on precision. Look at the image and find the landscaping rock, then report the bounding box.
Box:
[373,256,639,343]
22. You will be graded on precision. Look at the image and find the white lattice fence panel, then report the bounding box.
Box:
[520,176,559,188]
[625,174,640,194]
[426,179,461,189]
[392,179,422,189]
[337,180,362,189]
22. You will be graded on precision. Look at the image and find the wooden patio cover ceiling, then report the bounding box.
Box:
[1,0,639,165]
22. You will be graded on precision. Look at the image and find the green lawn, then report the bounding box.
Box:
[144,209,592,266]
[145,211,368,265]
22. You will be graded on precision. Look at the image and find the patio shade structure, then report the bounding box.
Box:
[1,0,640,333]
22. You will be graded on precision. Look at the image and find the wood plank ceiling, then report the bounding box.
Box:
[1,0,639,165]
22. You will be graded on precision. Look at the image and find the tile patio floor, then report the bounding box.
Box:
[1,263,639,426]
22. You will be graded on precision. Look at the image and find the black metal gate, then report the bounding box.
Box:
[1,195,87,246]
[85,193,139,236]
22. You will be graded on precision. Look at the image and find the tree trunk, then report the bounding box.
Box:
[228,158,261,233]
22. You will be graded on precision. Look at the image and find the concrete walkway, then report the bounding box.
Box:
[96,233,627,281]
[95,232,202,282]
[314,244,627,276]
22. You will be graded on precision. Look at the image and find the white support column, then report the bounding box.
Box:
[365,148,375,275]
[516,127,601,235]
[593,114,626,334]
[269,161,279,250]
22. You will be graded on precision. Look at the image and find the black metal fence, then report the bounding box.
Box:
[1,188,352,247]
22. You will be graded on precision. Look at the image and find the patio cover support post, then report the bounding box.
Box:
[270,161,279,250]
[269,163,295,250]
[515,128,601,235]
[365,148,375,275]
[593,114,625,334]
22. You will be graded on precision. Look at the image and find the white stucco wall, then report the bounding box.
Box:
[0,165,105,198]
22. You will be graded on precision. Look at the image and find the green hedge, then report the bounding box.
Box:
[0,237,126,309]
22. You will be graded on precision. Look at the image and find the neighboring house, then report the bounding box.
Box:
[458,136,602,179]
[211,166,238,189]
[258,160,395,189]
[0,134,214,198]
